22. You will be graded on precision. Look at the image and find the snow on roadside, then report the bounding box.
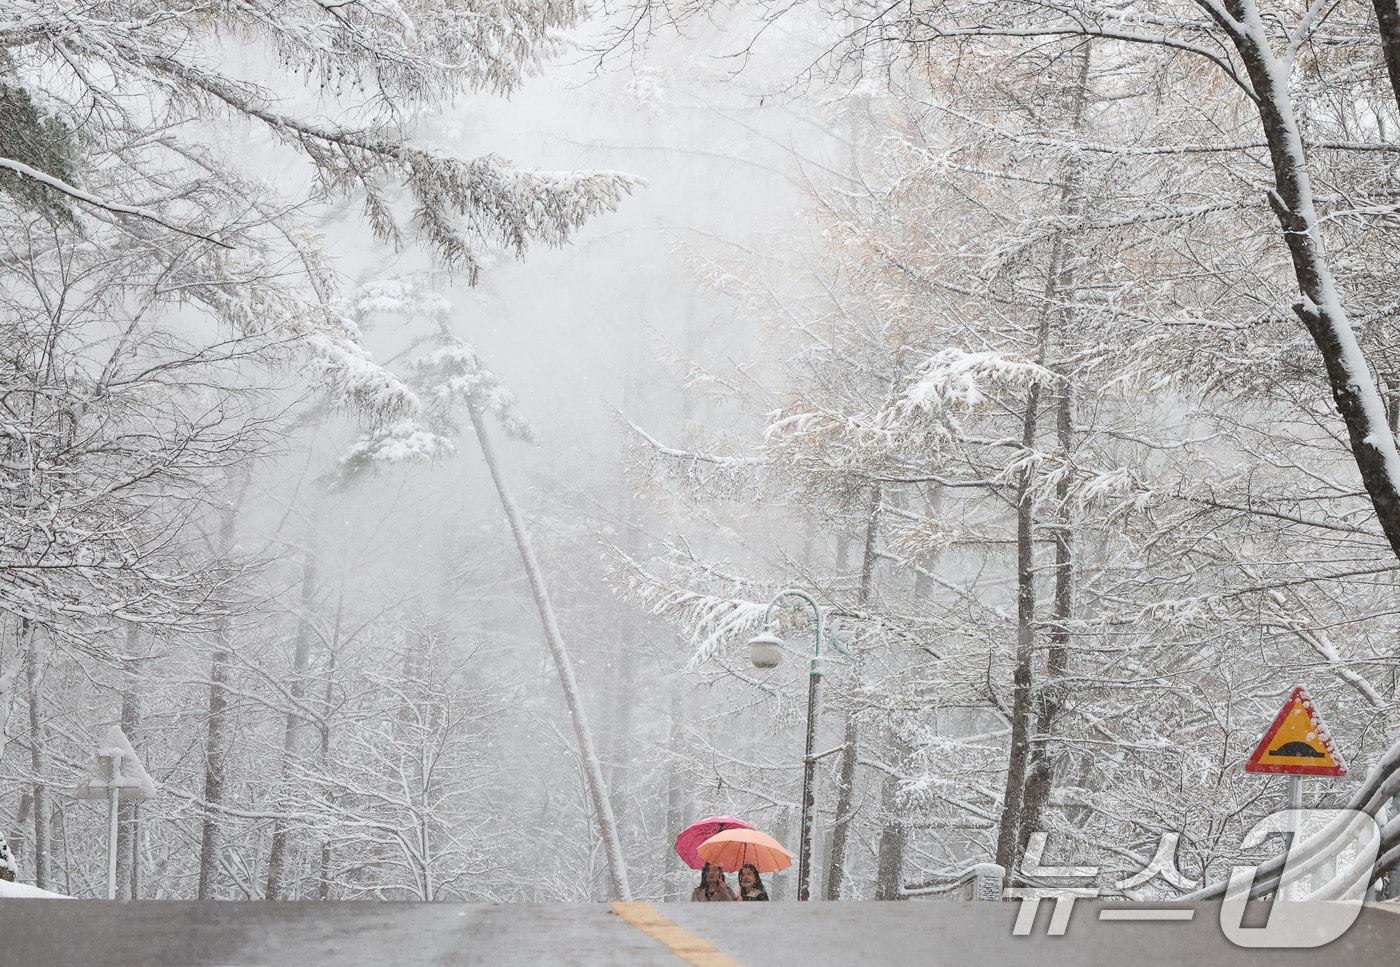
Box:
[0,880,71,899]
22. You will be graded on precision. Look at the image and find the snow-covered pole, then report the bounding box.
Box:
[464,396,632,901]
[105,752,119,900]
[1287,775,1303,898]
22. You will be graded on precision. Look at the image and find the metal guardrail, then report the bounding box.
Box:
[902,863,1006,901]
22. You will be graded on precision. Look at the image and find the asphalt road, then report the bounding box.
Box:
[3,898,1399,966]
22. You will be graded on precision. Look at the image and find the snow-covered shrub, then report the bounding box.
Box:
[0,832,16,882]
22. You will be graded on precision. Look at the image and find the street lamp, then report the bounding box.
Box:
[746,588,847,901]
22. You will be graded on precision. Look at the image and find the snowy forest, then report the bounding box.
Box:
[4,0,1400,905]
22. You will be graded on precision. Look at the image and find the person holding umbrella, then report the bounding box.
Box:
[736,863,769,902]
[697,827,790,901]
[691,862,737,902]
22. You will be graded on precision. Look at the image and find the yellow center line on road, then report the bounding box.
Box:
[609,901,746,967]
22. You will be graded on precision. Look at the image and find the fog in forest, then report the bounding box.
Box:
[4,0,1400,909]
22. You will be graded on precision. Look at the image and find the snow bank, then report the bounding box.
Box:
[0,880,71,899]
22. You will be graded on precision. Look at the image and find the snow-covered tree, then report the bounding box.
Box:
[0,830,14,882]
[278,617,502,901]
[329,274,634,900]
[0,0,637,419]
[617,19,1400,897]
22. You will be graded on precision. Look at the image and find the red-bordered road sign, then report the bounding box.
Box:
[1245,686,1346,776]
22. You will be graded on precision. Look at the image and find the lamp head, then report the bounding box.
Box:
[747,631,784,669]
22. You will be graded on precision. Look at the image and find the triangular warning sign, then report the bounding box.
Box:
[1245,686,1346,776]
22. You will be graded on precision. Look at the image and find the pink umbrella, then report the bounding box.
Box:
[674,816,755,869]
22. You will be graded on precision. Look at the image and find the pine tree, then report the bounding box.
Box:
[0,0,637,422]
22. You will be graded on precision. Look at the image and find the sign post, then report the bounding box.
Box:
[1245,686,1346,898]
[72,726,156,899]
[104,753,119,899]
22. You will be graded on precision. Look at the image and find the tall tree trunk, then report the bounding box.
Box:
[1208,0,1400,559]
[23,622,51,890]
[317,707,333,900]
[823,712,860,900]
[879,487,927,897]
[824,486,881,899]
[267,543,318,900]
[115,624,144,899]
[198,622,231,899]
[318,584,345,901]
[911,487,944,600]
[994,385,1043,875]
[198,480,243,900]
[418,807,434,902]
[1016,39,1088,844]
[664,685,687,900]
[874,739,911,899]
[607,443,644,856]
[12,792,30,878]
[1019,381,1074,851]
[0,647,18,769]
[1372,1,1400,121]
[993,41,1090,876]
[465,396,632,901]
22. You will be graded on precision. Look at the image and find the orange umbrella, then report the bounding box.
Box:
[696,828,792,874]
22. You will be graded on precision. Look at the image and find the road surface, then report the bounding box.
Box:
[3,898,1399,965]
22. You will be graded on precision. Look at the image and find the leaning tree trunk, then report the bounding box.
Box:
[465,396,632,901]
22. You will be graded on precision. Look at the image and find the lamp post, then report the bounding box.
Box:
[747,588,846,901]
